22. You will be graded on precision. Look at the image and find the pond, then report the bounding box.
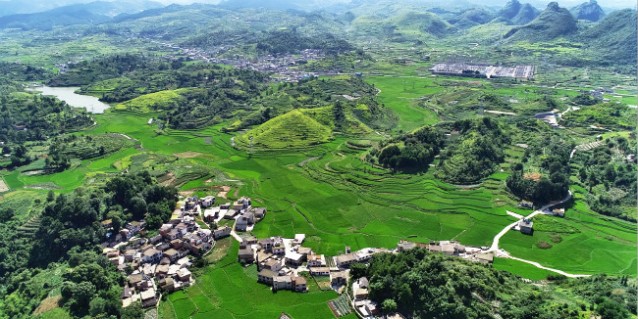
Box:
[31,86,110,114]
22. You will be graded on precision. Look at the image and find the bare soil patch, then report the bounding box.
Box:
[33,295,62,315]
[174,152,203,159]
[0,179,8,192]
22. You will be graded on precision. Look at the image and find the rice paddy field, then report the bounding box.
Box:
[2,65,635,318]
[158,241,356,319]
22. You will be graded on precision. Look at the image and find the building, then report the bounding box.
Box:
[519,218,534,235]
[396,240,417,252]
[307,254,326,267]
[519,200,534,209]
[238,247,255,264]
[233,197,251,211]
[334,253,358,268]
[292,276,307,292]
[176,268,192,282]
[201,196,215,208]
[273,276,293,291]
[353,277,369,300]
[258,269,277,285]
[235,212,255,232]
[142,248,163,264]
[213,226,232,239]
[286,252,305,267]
[309,267,331,276]
[261,258,284,272]
[140,289,158,308]
[430,63,535,80]
[552,208,565,217]
[331,271,348,286]
[159,277,175,292]
[252,207,267,219]
[164,248,180,262]
[427,241,465,256]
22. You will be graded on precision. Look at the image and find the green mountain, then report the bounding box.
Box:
[0,1,161,30]
[504,2,577,41]
[580,9,637,66]
[496,0,539,25]
[389,10,456,37]
[570,0,605,22]
[237,104,372,150]
[447,8,495,29]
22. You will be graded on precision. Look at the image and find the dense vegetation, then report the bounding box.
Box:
[0,172,177,319]
[0,93,93,145]
[506,136,573,204]
[372,126,444,172]
[435,118,509,184]
[573,136,637,221]
[361,249,636,319]
[0,1,635,318]
[256,30,354,56]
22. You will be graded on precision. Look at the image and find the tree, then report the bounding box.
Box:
[382,299,398,313]
[121,302,144,319]
[597,298,629,319]
[128,196,147,220]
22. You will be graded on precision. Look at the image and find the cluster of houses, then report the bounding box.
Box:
[102,195,224,309]
[237,234,353,293]
[202,196,267,233]
[151,39,341,83]
[582,87,613,101]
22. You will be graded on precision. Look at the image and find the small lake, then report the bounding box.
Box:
[30,86,110,114]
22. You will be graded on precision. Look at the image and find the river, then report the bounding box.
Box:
[31,86,110,114]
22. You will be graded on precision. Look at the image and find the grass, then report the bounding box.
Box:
[0,63,633,319]
[493,258,554,280]
[115,89,189,113]
[236,108,334,150]
[366,75,440,132]
[160,241,340,319]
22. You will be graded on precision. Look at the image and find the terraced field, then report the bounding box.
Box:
[159,241,355,319]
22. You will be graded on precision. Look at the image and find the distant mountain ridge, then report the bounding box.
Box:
[504,2,577,41]
[0,1,162,30]
[496,0,540,25]
[580,9,637,65]
[570,0,605,21]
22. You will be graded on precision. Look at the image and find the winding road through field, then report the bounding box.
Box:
[488,191,591,278]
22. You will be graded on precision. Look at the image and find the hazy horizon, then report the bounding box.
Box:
[0,0,636,10]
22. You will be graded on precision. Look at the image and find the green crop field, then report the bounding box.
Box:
[493,258,554,280]
[159,241,343,319]
[366,76,440,132]
[8,99,632,275]
[115,89,189,113]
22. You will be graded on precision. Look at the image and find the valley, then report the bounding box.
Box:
[0,0,635,319]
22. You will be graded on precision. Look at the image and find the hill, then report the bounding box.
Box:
[0,1,161,30]
[504,2,577,41]
[389,10,456,37]
[570,0,605,22]
[236,108,333,150]
[496,0,539,25]
[236,104,371,149]
[580,9,637,66]
[447,8,495,29]
[362,248,636,319]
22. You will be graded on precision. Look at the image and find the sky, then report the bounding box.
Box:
[0,0,635,11]
[153,0,636,8]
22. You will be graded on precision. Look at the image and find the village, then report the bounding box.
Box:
[99,192,269,310]
[98,187,569,317]
[150,39,340,83]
